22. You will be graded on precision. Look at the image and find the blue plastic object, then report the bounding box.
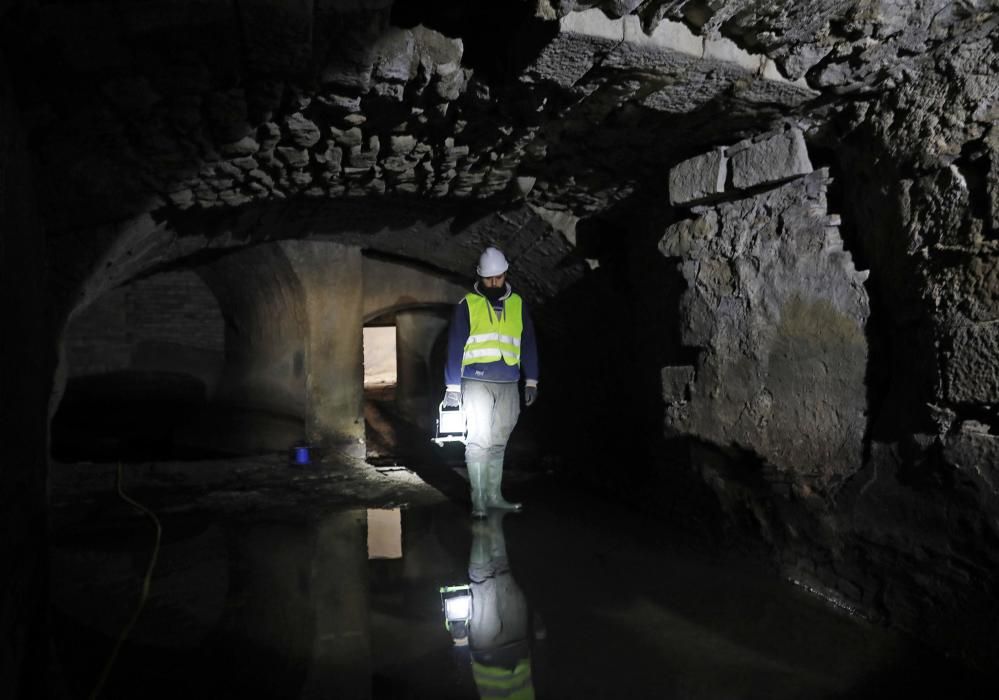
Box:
[293,445,311,466]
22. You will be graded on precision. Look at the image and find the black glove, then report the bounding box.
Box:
[444,390,461,408]
[524,385,538,407]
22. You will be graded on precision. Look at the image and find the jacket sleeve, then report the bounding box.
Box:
[444,299,469,391]
[520,302,539,386]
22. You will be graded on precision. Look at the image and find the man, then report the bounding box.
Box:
[444,246,539,518]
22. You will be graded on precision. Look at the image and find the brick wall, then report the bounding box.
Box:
[65,269,224,377]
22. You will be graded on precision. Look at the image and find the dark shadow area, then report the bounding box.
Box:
[52,371,219,461]
[810,129,939,447]
[523,195,716,533]
[51,371,305,462]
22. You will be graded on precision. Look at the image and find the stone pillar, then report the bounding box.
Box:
[395,309,449,428]
[300,511,371,700]
[201,245,309,419]
[0,55,54,699]
[282,241,365,456]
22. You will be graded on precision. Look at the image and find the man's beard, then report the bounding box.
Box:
[483,285,504,302]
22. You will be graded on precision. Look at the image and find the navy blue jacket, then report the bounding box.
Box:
[444,283,539,388]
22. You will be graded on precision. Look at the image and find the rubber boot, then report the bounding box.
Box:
[468,462,488,518]
[485,457,522,511]
[469,519,491,571]
[486,511,510,564]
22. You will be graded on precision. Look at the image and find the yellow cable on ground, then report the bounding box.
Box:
[88,462,163,700]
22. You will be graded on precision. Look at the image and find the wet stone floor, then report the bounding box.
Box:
[50,461,995,700]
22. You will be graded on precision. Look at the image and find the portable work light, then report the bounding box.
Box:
[432,400,467,446]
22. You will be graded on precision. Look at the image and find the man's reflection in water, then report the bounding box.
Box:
[467,512,540,700]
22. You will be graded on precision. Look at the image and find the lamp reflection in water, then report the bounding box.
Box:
[440,511,539,699]
[440,584,473,645]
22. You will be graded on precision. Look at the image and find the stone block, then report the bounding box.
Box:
[943,427,999,494]
[947,323,999,403]
[730,129,812,190]
[220,136,259,158]
[258,122,281,149]
[434,65,467,101]
[524,12,616,87]
[331,127,363,149]
[389,134,417,155]
[285,112,321,148]
[412,25,463,69]
[320,55,373,93]
[373,82,405,101]
[668,149,727,206]
[277,146,310,169]
[373,28,416,82]
[662,173,868,480]
[659,211,719,259]
[661,365,695,404]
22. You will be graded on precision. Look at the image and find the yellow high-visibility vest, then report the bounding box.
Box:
[462,293,524,368]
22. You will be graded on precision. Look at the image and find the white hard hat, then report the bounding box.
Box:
[476,247,509,277]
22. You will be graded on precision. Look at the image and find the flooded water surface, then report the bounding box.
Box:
[51,480,991,699]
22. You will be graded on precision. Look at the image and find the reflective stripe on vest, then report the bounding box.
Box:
[462,293,524,368]
[472,659,534,700]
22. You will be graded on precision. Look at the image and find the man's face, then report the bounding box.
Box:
[481,273,506,288]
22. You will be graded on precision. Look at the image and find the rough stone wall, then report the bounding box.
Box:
[8,0,832,242]
[835,29,999,443]
[802,27,999,662]
[647,25,999,665]
[65,269,224,377]
[18,7,515,227]
[661,133,870,485]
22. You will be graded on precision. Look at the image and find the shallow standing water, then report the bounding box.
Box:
[50,472,992,699]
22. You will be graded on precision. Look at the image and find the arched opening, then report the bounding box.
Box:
[52,268,227,461]
[363,303,453,465]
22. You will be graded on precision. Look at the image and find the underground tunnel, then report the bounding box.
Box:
[2,0,999,698]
